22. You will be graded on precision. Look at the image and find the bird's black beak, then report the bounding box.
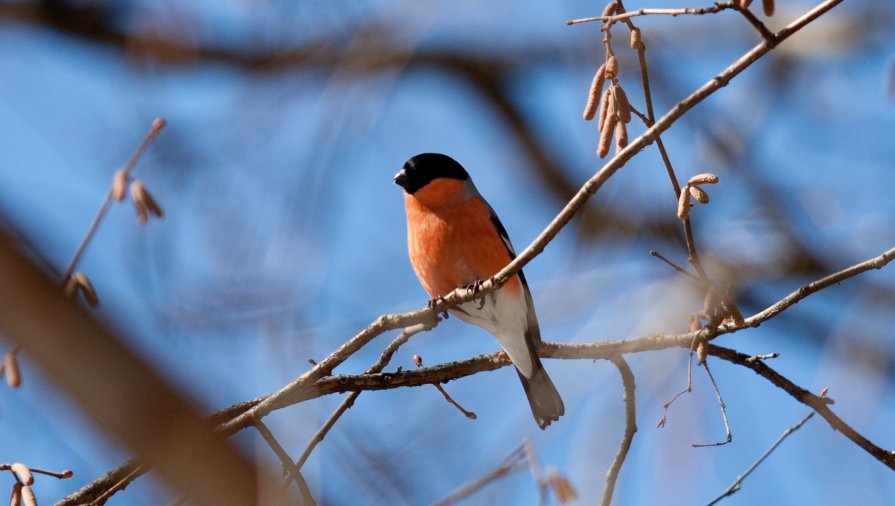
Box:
[394,170,409,190]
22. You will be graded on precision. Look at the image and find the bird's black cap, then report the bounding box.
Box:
[394,153,470,194]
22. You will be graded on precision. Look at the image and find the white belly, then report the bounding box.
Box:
[449,288,533,378]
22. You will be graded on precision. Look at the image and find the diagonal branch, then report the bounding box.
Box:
[293,323,432,471]
[706,410,815,505]
[254,420,316,505]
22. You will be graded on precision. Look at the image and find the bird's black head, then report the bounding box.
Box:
[394,153,470,194]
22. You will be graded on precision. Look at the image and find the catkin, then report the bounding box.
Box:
[612,85,632,123]
[677,188,691,220]
[583,64,606,121]
[689,185,710,204]
[688,173,719,185]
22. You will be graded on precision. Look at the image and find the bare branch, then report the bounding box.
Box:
[708,345,895,469]
[568,3,736,25]
[600,356,637,506]
[294,323,432,470]
[254,420,315,505]
[657,334,697,429]
[706,410,815,505]
[61,118,165,284]
[414,354,477,419]
[0,233,267,506]
[433,443,536,506]
[649,250,701,282]
[691,360,732,447]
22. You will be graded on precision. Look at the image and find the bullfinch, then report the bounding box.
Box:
[394,153,564,429]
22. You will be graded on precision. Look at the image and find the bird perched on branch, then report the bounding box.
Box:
[394,153,564,429]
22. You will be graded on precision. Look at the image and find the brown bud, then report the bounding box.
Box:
[545,468,578,503]
[61,470,73,479]
[601,1,617,18]
[612,85,632,124]
[614,120,628,154]
[688,173,719,185]
[11,463,33,486]
[597,115,617,158]
[10,483,22,506]
[598,88,613,133]
[111,169,128,202]
[583,64,606,121]
[696,340,708,365]
[689,185,710,204]
[131,180,149,224]
[74,272,99,307]
[20,486,36,506]
[604,55,618,79]
[4,352,21,388]
[131,180,163,223]
[629,27,644,50]
[677,188,691,220]
[762,0,774,16]
[412,354,423,367]
[142,189,164,219]
[820,386,829,398]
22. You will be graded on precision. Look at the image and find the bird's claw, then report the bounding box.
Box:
[464,280,487,309]
[427,296,450,319]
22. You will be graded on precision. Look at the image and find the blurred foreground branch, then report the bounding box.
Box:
[0,233,270,506]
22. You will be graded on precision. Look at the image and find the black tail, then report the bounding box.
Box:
[517,356,564,429]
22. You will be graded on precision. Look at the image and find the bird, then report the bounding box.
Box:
[394,153,564,429]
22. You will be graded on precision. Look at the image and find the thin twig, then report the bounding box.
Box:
[414,354,477,419]
[521,441,547,505]
[568,3,737,25]
[692,360,732,447]
[28,467,72,480]
[613,0,711,282]
[658,333,699,428]
[731,3,777,42]
[254,419,316,505]
[292,323,432,472]
[745,246,895,327]
[601,356,637,506]
[86,464,148,506]
[61,118,166,284]
[709,344,895,469]
[706,410,815,505]
[745,353,779,363]
[649,250,701,282]
[432,444,530,506]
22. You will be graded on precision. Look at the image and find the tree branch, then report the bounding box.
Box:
[705,410,815,505]
[600,356,637,506]
[60,241,895,504]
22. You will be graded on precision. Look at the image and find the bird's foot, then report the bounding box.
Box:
[427,296,449,319]
[464,280,487,309]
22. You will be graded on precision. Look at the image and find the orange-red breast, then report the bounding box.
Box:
[394,153,564,429]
